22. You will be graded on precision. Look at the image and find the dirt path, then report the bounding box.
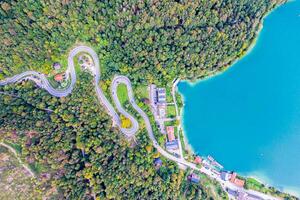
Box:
[0,142,35,177]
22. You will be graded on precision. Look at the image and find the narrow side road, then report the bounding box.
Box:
[0,142,35,177]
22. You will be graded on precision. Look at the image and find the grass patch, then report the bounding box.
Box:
[167,105,176,118]
[117,83,129,106]
[74,55,82,75]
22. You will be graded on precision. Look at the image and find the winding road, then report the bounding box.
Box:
[0,46,136,137]
[0,45,280,200]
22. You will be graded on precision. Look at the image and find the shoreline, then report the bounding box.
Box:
[245,173,300,197]
[174,0,298,197]
[177,0,289,156]
[179,0,289,87]
[177,91,195,154]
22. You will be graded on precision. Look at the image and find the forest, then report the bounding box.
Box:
[0,0,285,84]
[0,0,290,199]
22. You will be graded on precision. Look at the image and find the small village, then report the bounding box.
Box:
[148,84,263,200]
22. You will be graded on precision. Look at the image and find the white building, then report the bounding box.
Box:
[157,88,166,104]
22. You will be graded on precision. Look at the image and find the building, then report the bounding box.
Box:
[194,156,202,164]
[189,173,200,183]
[202,159,210,169]
[212,169,221,176]
[154,158,162,169]
[157,88,166,103]
[53,62,61,70]
[149,84,169,135]
[234,178,245,188]
[221,171,231,181]
[54,73,65,82]
[212,160,224,170]
[166,126,175,142]
[230,172,245,187]
[165,140,179,150]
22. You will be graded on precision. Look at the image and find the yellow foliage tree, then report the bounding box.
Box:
[120,115,132,128]
[145,145,152,153]
[153,152,160,158]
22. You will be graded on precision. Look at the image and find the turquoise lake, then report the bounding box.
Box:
[178,1,300,195]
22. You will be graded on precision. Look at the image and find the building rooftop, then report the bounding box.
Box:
[157,88,166,103]
[53,62,61,70]
[54,73,64,82]
[165,140,179,150]
[233,178,245,188]
[221,171,231,181]
[189,173,200,183]
[230,172,245,187]
[154,158,162,167]
[166,126,175,142]
[194,156,202,164]
[157,88,166,93]
[230,172,237,182]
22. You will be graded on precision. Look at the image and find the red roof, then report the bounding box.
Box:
[54,74,64,82]
[233,178,245,187]
[194,156,202,164]
[230,172,245,187]
[230,172,237,182]
[166,126,175,142]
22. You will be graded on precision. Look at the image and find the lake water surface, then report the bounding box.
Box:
[178,1,300,195]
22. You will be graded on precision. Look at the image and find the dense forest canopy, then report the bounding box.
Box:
[0,0,291,199]
[0,0,285,83]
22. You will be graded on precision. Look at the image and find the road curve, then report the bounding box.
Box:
[111,76,139,136]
